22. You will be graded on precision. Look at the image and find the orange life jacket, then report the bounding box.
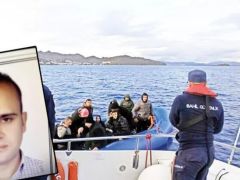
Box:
[185,83,217,97]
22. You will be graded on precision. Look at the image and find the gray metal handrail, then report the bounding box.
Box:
[53,133,175,143]
[228,123,240,164]
[53,133,240,153]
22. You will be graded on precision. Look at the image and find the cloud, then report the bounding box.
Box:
[97,10,157,38]
[212,13,240,29]
[1,0,240,62]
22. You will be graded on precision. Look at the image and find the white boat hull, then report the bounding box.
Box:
[53,150,240,180]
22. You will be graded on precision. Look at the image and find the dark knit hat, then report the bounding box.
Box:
[110,99,119,110]
[188,70,206,83]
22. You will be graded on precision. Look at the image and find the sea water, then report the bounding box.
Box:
[41,65,240,167]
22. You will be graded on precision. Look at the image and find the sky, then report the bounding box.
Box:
[0,0,240,62]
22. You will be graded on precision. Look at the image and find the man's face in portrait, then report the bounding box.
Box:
[0,82,27,166]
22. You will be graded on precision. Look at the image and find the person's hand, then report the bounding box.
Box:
[92,147,99,151]
[148,115,154,120]
[106,128,113,133]
[77,127,84,135]
[133,117,139,123]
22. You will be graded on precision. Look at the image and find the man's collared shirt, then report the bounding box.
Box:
[12,151,46,179]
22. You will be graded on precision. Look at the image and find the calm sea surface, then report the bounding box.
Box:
[40,65,240,166]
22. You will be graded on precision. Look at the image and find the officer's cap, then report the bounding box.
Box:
[188,70,206,83]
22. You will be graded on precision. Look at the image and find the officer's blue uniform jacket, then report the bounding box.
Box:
[43,84,56,137]
[169,92,224,150]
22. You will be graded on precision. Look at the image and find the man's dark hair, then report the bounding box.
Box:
[0,72,23,112]
[67,116,73,121]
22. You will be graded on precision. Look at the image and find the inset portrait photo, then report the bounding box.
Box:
[0,47,57,179]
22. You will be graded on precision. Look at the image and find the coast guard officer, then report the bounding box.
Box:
[169,69,224,180]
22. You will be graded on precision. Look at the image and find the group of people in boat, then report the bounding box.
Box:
[54,93,155,150]
[46,69,225,180]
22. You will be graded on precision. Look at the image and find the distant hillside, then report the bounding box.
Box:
[165,61,240,66]
[165,62,207,66]
[208,61,240,66]
[38,51,166,65]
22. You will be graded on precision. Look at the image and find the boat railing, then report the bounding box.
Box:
[228,122,240,164]
[53,133,175,143]
[53,133,240,165]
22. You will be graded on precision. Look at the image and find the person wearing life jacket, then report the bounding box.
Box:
[54,117,73,150]
[106,109,131,136]
[83,116,107,150]
[169,69,224,180]
[132,93,154,132]
[120,94,134,112]
[108,99,134,131]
